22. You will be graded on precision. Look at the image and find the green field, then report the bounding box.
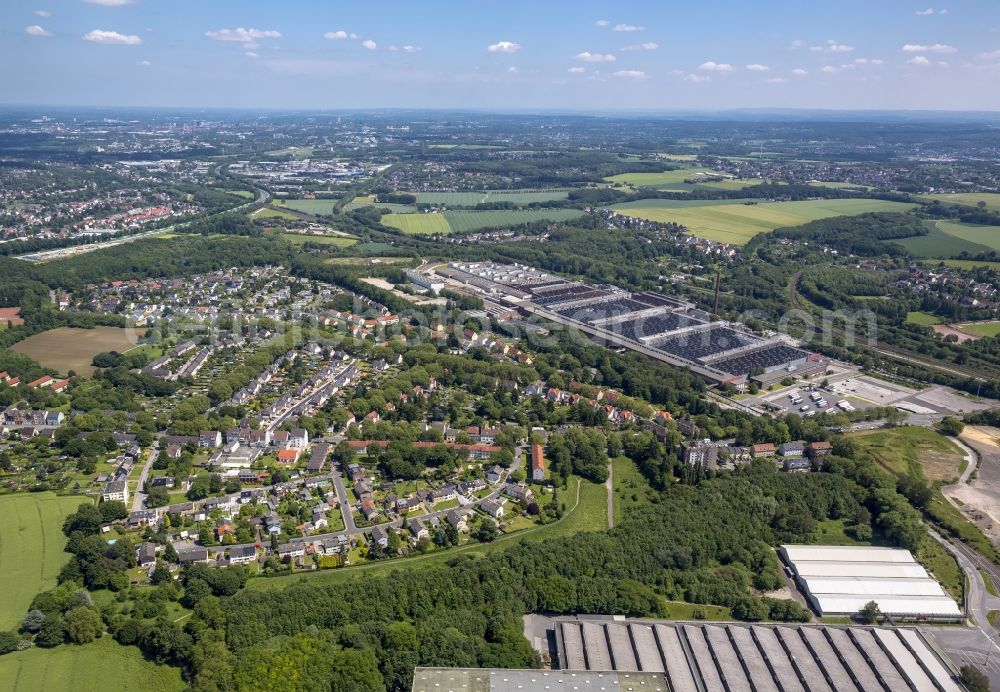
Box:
[226,189,255,199]
[280,233,357,247]
[0,638,185,692]
[611,456,655,526]
[905,311,943,326]
[954,321,1000,338]
[383,209,585,235]
[11,326,146,376]
[246,476,607,590]
[281,199,340,215]
[896,220,1000,258]
[848,426,964,483]
[605,168,719,187]
[0,493,89,629]
[921,192,1000,212]
[413,189,571,206]
[382,213,452,235]
[610,198,916,245]
[940,259,1000,270]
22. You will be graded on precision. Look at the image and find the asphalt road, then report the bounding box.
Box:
[131,439,160,512]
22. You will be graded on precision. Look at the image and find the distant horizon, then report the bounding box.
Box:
[5,0,1000,111]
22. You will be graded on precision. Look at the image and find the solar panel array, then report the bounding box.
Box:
[556,620,961,692]
[709,343,810,376]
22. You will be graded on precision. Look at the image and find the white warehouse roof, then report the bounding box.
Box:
[811,594,961,618]
[780,544,915,564]
[781,544,962,619]
[800,576,947,597]
[790,560,929,579]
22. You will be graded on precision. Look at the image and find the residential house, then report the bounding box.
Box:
[486,465,504,484]
[137,542,157,567]
[445,509,468,532]
[530,443,545,481]
[370,524,389,547]
[199,430,223,448]
[409,517,429,541]
[503,483,533,502]
[102,479,129,504]
[177,547,210,564]
[481,499,504,519]
[778,441,806,458]
[289,428,309,450]
[751,443,776,459]
[228,545,257,565]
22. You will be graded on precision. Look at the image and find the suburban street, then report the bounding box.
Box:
[131,438,160,512]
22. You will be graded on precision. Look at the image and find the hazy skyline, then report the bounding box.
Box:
[6,0,1000,111]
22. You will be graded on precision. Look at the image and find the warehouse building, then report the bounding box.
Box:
[525,615,963,692]
[781,544,963,620]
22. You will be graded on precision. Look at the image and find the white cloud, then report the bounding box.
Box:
[982,49,1000,60]
[853,58,885,66]
[745,63,769,71]
[613,24,644,32]
[916,8,935,15]
[137,59,151,66]
[595,19,609,28]
[567,66,586,74]
[34,10,51,17]
[575,51,616,62]
[821,65,839,73]
[613,69,645,78]
[699,61,733,72]
[622,42,658,51]
[901,42,956,53]
[766,77,788,84]
[791,68,808,75]
[388,44,421,53]
[789,39,807,50]
[507,66,518,73]
[362,39,377,50]
[683,73,709,83]
[907,55,931,65]
[487,41,520,53]
[324,30,349,40]
[811,39,854,53]
[83,29,141,45]
[205,28,281,49]
[25,25,53,37]
[244,52,258,58]
[84,0,136,5]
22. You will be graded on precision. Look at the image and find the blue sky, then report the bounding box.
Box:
[5,0,1000,111]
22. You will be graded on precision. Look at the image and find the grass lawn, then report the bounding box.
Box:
[662,600,731,621]
[226,190,255,199]
[611,456,655,526]
[280,233,357,247]
[11,326,147,376]
[954,321,1000,338]
[813,518,866,546]
[609,198,916,245]
[906,311,943,326]
[0,493,90,629]
[246,476,607,590]
[990,610,1000,628]
[382,213,452,235]
[920,538,964,600]
[0,637,185,692]
[980,568,1000,597]
[848,426,964,483]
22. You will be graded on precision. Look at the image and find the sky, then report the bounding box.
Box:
[5,0,1000,112]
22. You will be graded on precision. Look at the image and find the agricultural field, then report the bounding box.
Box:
[413,189,571,206]
[381,213,452,235]
[896,220,1000,258]
[940,259,1000,270]
[280,199,340,215]
[605,167,719,187]
[0,493,88,630]
[610,198,916,245]
[383,209,584,235]
[921,192,1000,212]
[279,232,357,247]
[11,326,146,376]
[0,637,185,692]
